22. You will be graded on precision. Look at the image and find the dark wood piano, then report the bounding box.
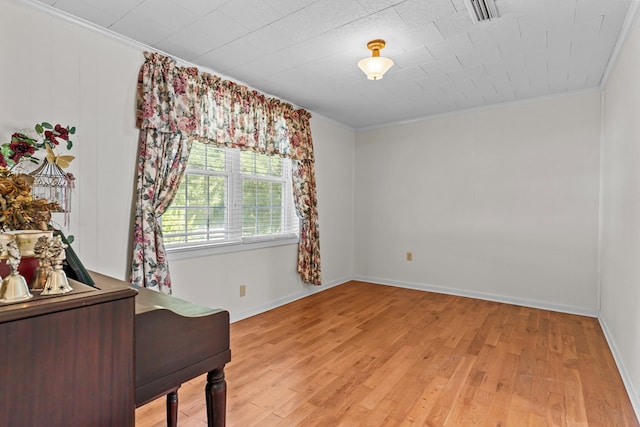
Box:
[90,272,232,427]
[134,279,231,427]
[0,275,138,427]
[0,271,231,426]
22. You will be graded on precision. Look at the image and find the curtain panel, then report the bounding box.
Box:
[130,129,192,293]
[131,52,321,291]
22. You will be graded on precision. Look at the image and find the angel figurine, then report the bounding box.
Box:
[0,238,33,302]
[30,235,52,291]
[41,235,72,295]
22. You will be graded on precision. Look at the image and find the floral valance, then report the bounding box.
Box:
[136,52,314,162]
[133,52,321,288]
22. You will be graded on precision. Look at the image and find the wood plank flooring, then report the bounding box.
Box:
[135,281,639,426]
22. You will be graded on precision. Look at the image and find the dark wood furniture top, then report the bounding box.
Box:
[0,275,135,322]
[0,277,138,427]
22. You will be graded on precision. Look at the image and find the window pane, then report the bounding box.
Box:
[173,179,186,207]
[257,208,272,234]
[206,146,226,171]
[162,207,186,244]
[208,176,226,207]
[242,179,257,206]
[188,207,209,233]
[242,180,285,236]
[187,175,208,206]
[210,206,226,230]
[272,208,282,231]
[163,147,298,248]
[189,143,206,170]
[240,151,254,174]
[190,143,226,172]
[255,154,270,176]
[240,151,283,177]
[270,156,282,176]
[242,207,256,236]
[164,235,183,245]
[272,182,282,205]
[255,208,283,234]
[257,181,272,206]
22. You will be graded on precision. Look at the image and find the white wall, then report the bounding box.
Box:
[0,0,355,321]
[0,0,140,280]
[354,91,602,313]
[600,10,640,411]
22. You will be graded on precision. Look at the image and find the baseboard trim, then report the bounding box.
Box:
[230,276,352,323]
[231,274,600,323]
[353,275,599,318]
[597,315,640,419]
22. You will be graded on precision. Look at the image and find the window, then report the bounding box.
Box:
[162,142,299,251]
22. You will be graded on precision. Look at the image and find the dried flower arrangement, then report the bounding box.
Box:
[0,122,75,232]
[0,169,61,231]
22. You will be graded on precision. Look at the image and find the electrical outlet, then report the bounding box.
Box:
[240,285,246,297]
[406,252,413,261]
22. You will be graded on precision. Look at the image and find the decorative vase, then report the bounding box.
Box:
[9,230,54,256]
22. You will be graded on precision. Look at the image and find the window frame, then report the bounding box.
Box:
[162,144,300,258]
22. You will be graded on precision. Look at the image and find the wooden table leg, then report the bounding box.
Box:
[205,367,227,427]
[166,389,178,427]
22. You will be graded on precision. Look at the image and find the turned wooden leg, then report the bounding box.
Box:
[205,367,227,427]
[166,390,178,427]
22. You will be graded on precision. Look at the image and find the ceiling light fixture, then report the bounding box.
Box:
[357,39,394,81]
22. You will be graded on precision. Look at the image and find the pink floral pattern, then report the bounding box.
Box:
[292,159,321,285]
[130,129,192,293]
[131,52,321,290]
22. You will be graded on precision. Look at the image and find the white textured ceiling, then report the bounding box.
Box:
[33,0,633,129]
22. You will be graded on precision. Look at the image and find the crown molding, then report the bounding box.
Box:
[600,2,640,87]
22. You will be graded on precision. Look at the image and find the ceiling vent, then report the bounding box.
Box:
[464,0,499,23]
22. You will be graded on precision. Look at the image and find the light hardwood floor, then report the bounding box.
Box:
[135,281,639,426]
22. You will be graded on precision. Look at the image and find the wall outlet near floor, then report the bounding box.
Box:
[240,285,246,297]
[406,252,413,261]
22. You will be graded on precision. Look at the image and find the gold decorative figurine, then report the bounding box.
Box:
[40,235,72,295]
[0,239,33,302]
[30,235,52,291]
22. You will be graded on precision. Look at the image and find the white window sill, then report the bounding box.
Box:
[166,235,299,261]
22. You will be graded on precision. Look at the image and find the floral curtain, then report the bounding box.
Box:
[292,159,321,284]
[132,52,321,290]
[288,109,321,285]
[130,129,192,293]
[130,53,198,293]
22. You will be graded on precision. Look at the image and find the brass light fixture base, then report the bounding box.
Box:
[366,39,386,57]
